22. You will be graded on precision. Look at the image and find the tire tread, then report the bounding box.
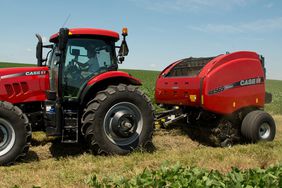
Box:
[81,84,154,155]
[0,101,31,165]
[241,110,275,142]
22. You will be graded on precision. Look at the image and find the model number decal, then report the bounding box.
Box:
[208,77,264,95]
[208,86,225,95]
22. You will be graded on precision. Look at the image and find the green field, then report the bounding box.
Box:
[0,62,34,68]
[265,80,282,114]
[0,62,281,187]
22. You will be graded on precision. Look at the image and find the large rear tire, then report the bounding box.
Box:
[241,110,275,143]
[81,84,154,155]
[0,101,31,165]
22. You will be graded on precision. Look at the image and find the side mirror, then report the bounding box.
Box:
[118,27,129,63]
[118,40,129,57]
[58,28,69,51]
[35,34,43,66]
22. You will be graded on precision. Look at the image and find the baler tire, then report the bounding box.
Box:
[81,84,154,155]
[241,110,275,143]
[0,101,31,165]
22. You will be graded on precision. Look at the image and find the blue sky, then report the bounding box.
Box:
[0,0,281,80]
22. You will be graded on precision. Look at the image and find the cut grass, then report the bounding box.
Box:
[0,116,281,187]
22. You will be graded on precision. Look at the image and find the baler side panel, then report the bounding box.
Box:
[155,77,201,106]
[202,58,265,114]
[0,67,50,104]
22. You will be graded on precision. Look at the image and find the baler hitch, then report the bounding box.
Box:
[155,106,187,128]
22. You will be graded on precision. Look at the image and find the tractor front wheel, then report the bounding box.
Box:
[0,101,31,165]
[82,84,154,155]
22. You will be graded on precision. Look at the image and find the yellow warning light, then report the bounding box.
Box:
[68,31,73,35]
[256,98,259,103]
[122,27,128,36]
[233,102,236,108]
[190,95,197,102]
[201,95,204,105]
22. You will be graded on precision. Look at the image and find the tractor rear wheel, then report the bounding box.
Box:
[241,110,275,142]
[82,84,154,155]
[0,101,31,165]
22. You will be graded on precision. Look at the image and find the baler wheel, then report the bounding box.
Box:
[0,101,31,165]
[81,84,154,155]
[241,110,275,142]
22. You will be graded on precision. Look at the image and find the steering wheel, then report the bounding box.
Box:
[66,60,84,80]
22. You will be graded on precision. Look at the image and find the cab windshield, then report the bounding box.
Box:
[62,38,117,98]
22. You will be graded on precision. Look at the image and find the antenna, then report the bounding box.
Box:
[62,14,71,28]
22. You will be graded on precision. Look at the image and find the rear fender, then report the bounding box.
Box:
[79,71,141,104]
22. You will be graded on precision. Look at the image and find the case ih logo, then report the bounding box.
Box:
[208,77,264,95]
[240,78,262,86]
[1,71,47,79]
[25,71,47,76]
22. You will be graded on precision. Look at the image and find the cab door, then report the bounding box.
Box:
[48,49,60,95]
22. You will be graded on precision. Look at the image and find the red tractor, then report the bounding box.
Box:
[155,51,275,146]
[0,28,154,165]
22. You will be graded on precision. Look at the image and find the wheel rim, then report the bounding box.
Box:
[259,122,271,139]
[103,102,143,146]
[0,118,16,156]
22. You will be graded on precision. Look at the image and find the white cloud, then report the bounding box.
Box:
[189,17,282,33]
[190,24,242,33]
[265,3,273,8]
[241,17,282,32]
[130,0,253,12]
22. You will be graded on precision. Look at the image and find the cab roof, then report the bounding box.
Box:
[49,28,120,42]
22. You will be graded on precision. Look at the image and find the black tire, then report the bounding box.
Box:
[0,101,31,165]
[81,84,154,155]
[241,110,275,142]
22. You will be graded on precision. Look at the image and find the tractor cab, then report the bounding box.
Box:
[36,28,131,142]
[38,28,128,98]
[48,29,120,99]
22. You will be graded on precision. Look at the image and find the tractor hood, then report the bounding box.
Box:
[0,66,50,104]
